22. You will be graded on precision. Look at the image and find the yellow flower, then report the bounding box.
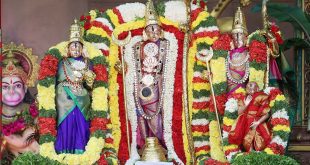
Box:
[106,9,120,27]
[235,87,246,94]
[108,43,122,152]
[87,27,111,41]
[84,41,103,59]
[193,83,211,91]
[159,16,179,28]
[89,10,97,21]
[49,41,69,57]
[275,94,285,101]
[223,144,239,152]
[92,87,108,111]
[210,121,227,162]
[249,68,265,90]
[273,125,291,132]
[191,11,209,29]
[269,100,275,107]
[37,85,55,110]
[264,148,275,155]
[223,117,235,126]
[211,58,227,84]
[113,20,145,37]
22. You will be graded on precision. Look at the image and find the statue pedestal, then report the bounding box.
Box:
[135,161,173,165]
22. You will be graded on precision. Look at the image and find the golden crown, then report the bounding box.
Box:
[2,51,28,84]
[232,7,248,35]
[70,19,84,43]
[145,0,160,27]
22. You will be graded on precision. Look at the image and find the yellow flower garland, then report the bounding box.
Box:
[108,43,122,152]
[39,41,109,164]
[191,12,209,30]
[209,121,227,162]
[37,85,56,110]
[92,87,109,111]
[40,137,104,165]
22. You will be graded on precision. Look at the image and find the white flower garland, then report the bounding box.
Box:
[196,26,219,33]
[95,18,114,31]
[164,1,187,25]
[124,36,142,165]
[162,31,183,165]
[117,3,145,22]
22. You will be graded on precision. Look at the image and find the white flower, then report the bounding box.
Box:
[194,141,210,148]
[117,3,145,22]
[95,18,113,30]
[162,31,183,164]
[222,131,229,139]
[164,1,187,25]
[272,109,289,120]
[192,119,209,126]
[271,136,288,148]
[264,87,276,95]
[227,151,239,162]
[195,26,219,34]
[72,60,86,70]
[225,98,238,113]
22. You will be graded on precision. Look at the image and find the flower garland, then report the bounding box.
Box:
[37,41,117,164]
[2,102,38,136]
[82,1,217,164]
[188,6,225,164]
[247,30,268,90]
[222,87,245,162]
[222,87,290,162]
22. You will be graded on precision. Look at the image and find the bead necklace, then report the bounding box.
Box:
[228,52,249,67]
[133,40,168,120]
[226,58,250,84]
[62,60,83,93]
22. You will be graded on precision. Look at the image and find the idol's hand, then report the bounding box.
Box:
[84,70,96,87]
[250,121,260,130]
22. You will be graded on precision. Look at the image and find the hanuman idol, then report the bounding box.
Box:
[1,44,39,163]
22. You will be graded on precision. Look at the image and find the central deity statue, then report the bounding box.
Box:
[226,7,250,95]
[133,0,168,151]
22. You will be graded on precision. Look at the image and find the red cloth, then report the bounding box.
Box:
[228,92,271,151]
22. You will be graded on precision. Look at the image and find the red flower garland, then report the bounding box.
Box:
[249,40,267,63]
[269,88,282,101]
[38,117,57,136]
[38,55,59,80]
[209,94,227,115]
[212,34,232,51]
[93,64,108,82]
[90,118,109,133]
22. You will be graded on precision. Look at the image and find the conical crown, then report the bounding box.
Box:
[145,0,160,27]
[2,51,28,84]
[70,19,84,43]
[232,7,248,35]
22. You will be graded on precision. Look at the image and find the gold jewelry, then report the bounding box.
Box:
[232,7,248,35]
[2,51,28,84]
[145,0,160,27]
[70,19,84,44]
[3,43,39,87]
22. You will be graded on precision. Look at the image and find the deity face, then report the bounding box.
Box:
[2,76,27,106]
[3,127,39,156]
[246,82,259,95]
[68,42,83,58]
[232,32,246,48]
[145,24,162,42]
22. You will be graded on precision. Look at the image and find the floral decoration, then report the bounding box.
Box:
[37,41,117,164]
